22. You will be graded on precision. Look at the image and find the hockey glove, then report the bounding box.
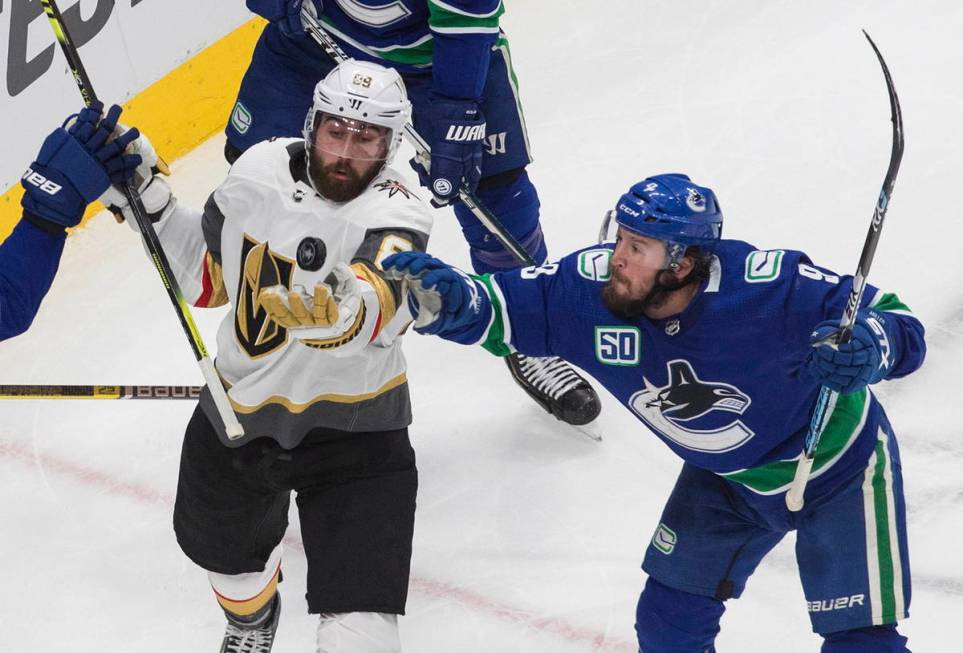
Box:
[382,251,487,336]
[805,309,893,394]
[410,96,485,207]
[258,263,363,341]
[21,102,141,230]
[246,0,319,36]
[99,128,174,228]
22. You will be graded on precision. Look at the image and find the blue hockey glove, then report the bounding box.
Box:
[805,309,893,394]
[21,102,141,230]
[382,251,487,336]
[246,0,318,36]
[410,96,485,207]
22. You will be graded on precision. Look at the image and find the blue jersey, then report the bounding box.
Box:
[463,239,926,496]
[0,219,66,341]
[248,0,504,99]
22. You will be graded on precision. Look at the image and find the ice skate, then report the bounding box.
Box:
[219,593,280,653]
[505,353,602,440]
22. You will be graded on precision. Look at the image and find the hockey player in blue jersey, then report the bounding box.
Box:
[0,102,139,342]
[227,0,602,428]
[382,173,926,652]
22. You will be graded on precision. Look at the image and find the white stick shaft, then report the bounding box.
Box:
[785,455,814,511]
[199,356,245,439]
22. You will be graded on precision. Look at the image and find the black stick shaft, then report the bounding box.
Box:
[39,0,244,437]
[786,30,904,512]
[0,385,202,399]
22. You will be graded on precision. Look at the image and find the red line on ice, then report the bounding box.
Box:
[0,439,636,652]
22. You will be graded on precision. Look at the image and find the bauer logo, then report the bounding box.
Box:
[744,250,784,283]
[22,168,62,195]
[577,249,612,282]
[595,326,640,366]
[652,523,677,554]
[806,594,865,612]
[231,102,252,135]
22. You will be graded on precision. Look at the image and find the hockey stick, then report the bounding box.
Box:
[0,385,202,400]
[299,8,537,267]
[40,0,243,438]
[785,30,904,512]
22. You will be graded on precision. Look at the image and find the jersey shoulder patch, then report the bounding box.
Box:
[345,169,433,236]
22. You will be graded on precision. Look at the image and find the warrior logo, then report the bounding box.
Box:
[235,235,295,358]
[629,359,754,453]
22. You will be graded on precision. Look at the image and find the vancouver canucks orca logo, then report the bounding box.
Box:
[629,359,754,453]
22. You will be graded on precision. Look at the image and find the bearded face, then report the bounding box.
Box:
[307,114,391,202]
[602,228,697,319]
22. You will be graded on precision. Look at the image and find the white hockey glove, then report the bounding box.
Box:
[98,127,174,229]
[258,263,364,342]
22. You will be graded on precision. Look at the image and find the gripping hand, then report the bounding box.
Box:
[99,128,174,228]
[805,309,893,394]
[410,96,485,206]
[21,102,141,230]
[382,251,486,335]
[259,263,363,341]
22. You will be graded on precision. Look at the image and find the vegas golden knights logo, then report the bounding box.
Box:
[235,235,296,358]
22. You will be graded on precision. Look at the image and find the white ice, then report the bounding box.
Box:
[2,1,962,651]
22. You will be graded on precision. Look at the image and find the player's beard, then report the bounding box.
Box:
[310,153,383,203]
[602,268,689,319]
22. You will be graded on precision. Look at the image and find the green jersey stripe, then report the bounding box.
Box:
[430,0,504,18]
[871,292,912,315]
[720,390,869,494]
[871,437,897,623]
[475,274,512,357]
[863,429,907,625]
[320,17,433,66]
[432,25,501,35]
[429,0,504,31]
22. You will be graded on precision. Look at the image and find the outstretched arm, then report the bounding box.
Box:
[383,251,493,342]
[383,250,561,359]
[1,102,140,341]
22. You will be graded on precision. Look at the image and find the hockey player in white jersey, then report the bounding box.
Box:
[58,60,433,652]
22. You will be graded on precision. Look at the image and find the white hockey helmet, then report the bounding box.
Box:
[303,59,411,164]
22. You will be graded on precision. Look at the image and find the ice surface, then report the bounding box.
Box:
[2,1,961,651]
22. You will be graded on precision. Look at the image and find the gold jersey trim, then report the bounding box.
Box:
[227,371,408,414]
[351,261,397,326]
[214,568,280,617]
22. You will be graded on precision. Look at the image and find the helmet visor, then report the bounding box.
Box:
[310,113,392,162]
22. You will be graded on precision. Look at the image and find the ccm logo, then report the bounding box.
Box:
[22,168,62,195]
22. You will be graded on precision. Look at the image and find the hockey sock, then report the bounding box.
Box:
[820,624,909,652]
[452,168,547,274]
[635,577,724,652]
[316,612,400,653]
[209,544,283,620]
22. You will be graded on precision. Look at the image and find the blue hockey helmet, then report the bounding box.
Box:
[612,174,722,267]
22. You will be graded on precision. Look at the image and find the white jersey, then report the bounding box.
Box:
[154,138,432,448]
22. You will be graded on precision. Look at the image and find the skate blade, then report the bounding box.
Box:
[568,419,603,442]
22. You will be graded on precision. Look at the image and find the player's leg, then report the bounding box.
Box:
[224,22,335,163]
[408,39,601,428]
[172,405,291,652]
[638,464,786,652]
[291,426,418,652]
[795,420,911,652]
[635,577,725,653]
